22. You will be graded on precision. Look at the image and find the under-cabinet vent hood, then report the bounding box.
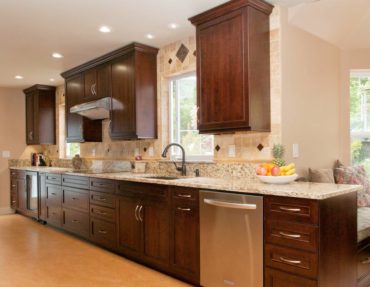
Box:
[70,97,111,120]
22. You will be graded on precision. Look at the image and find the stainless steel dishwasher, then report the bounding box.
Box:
[200,190,263,287]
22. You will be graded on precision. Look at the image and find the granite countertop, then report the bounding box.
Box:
[10,166,362,200]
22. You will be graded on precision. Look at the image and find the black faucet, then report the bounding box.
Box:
[161,143,186,176]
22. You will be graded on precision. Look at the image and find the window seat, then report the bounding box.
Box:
[358,207,370,243]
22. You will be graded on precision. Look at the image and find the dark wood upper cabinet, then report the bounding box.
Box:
[23,85,56,145]
[189,0,273,134]
[61,42,158,141]
[65,75,102,143]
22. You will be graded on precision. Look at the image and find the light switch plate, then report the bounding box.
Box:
[228,145,236,157]
[292,144,299,158]
[2,151,10,158]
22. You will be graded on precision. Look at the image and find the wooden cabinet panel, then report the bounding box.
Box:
[96,64,111,99]
[265,268,317,287]
[91,218,117,249]
[63,208,89,238]
[62,175,90,190]
[39,173,47,221]
[62,187,89,211]
[84,69,97,100]
[90,191,116,208]
[142,198,170,266]
[46,184,62,206]
[117,195,142,256]
[90,178,115,193]
[17,178,27,211]
[45,173,62,185]
[25,92,36,144]
[189,2,272,134]
[90,204,116,222]
[47,205,62,227]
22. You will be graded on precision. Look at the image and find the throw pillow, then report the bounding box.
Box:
[308,168,335,183]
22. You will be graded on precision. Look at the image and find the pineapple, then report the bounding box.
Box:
[272,144,286,167]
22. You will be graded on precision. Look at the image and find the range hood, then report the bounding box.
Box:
[70,97,111,120]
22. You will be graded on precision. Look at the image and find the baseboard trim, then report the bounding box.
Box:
[0,207,15,215]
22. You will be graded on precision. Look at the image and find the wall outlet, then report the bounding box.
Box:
[148,147,154,157]
[228,145,236,157]
[292,144,299,158]
[2,151,10,158]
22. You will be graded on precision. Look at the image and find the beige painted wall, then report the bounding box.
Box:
[0,88,41,210]
[280,8,342,175]
[340,49,370,165]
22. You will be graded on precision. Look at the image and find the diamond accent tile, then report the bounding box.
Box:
[193,50,196,57]
[215,145,221,152]
[257,144,264,151]
[168,58,173,64]
[176,44,189,63]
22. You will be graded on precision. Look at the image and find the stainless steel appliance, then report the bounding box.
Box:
[200,190,263,287]
[26,171,38,219]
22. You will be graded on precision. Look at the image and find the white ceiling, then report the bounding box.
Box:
[1,0,369,88]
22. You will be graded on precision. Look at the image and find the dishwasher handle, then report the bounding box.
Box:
[204,198,257,210]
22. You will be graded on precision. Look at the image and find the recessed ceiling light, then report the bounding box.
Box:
[146,34,155,39]
[169,23,179,29]
[99,26,111,33]
[52,52,63,59]
[49,78,55,82]
[15,75,23,80]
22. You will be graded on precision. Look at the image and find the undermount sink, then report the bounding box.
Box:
[144,176,180,180]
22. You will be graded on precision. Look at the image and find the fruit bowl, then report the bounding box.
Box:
[257,174,298,184]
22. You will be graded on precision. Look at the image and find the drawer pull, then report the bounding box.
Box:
[177,207,192,212]
[51,193,57,196]
[72,219,80,223]
[362,257,370,264]
[98,230,108,234]
[178,194,191,198]
[279,256,302,265]
[72,197,78,201]
[279,206,302,213]
[12,200,16,203]
[95,210,107,215]
[98,197,107,201]
[11,185,16,188]
[279,231,302,239]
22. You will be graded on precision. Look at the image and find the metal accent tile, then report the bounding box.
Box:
[176,44,189,63]
[257,144,264,151]
[215,145,221,152]
[168,58,173,64]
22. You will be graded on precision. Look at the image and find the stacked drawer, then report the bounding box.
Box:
[90,178,117,249]
[264,196,319,287]
[62,175,90,239]
[45,173,62,227]
[9,170,25,209]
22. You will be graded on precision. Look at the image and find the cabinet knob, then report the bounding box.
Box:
[28,131,33,141]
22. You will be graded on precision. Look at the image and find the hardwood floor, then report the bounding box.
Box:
[0,214,191,287]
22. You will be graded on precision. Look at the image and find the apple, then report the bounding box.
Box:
[256,166,267,176]
[271,166,280,176]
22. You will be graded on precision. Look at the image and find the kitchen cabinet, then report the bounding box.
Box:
[61,42,158,141]
[110,44,158,140]
[117,181,170,268]
[23,85,56,144]
[189,0,273,134]
[10,170,26,212]
[65,75,102,143]
[46,182,62,227]
[38,173,47,221]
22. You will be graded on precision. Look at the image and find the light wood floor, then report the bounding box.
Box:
[0,214,191,287]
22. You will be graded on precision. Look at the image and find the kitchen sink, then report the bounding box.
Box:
[144,176,180,180]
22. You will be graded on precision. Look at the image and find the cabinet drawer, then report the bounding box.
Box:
[90,205,116,222]
[117,181,168,198]
[172,187,197,201]
[265,244,318,279]
[63,187,89,211]
[47,205,62,227]
[90,191,116,208]
[358,243,370,280]
[90,178,115,193]
[265,220,318,252]
[46,184,62,206]
[265,268,317,287]
[10,192,17,209]
[91,218,117,248]
[265,196,318,225]
[45,173,62,185]
[10,170,26,179]
[62,175,89,190]
[63,208,89,238]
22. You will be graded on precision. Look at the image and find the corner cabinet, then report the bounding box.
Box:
[189,0,273,134]
[61,43,158,142]
[24,85,56,145]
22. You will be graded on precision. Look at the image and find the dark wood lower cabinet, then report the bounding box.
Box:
[38,173,47,221]
[265,268,317,287]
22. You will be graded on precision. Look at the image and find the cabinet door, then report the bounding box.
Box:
[97,64,111,99]
[197,9,248,133]
[65,74,84,142]
[141,197,170,266]
[117,195,142,257]
[171,200,199,283]
[17,178,27,211]
[84,69,97,101]
[110,53,137,139]
[25,93,37,144]
[39,173,47,221]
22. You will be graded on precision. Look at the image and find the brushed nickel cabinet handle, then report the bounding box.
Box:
[98,197,107,201]
[12,200,16,203]
[11,185,16,188]
[279,206,302,213]
[134,205,139,221]
[51,193,56,196]
[98,230,107,234]
[72,219,79,223]
[362,257,370,264]
[138,205,143,222]
[96,210,107,215]
[72,197,78,201]
[177,207,191,212]
[178,194,191,198]
[279,231,302,239]
[279,256,302,265]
